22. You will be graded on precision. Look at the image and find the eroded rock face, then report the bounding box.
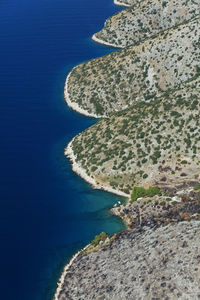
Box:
[57,221,200,300]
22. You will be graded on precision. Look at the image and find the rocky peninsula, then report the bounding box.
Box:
[54,0,200,298]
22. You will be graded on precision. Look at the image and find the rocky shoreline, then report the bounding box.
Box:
[65,140,129,198]
[53,140,128,300]
[64,68,107,118]
[54,165,200,299]
[113,0,131,7]
[53,244,90,300]
[55,202,200,299]
[91,34,122,49]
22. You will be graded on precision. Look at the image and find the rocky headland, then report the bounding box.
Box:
[54,0,200,298]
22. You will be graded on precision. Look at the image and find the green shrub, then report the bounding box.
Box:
[194,184,200,191]
[91,232,108,246]
[91,166,97,172]
[131,186,161,202]
[166,197,171,201]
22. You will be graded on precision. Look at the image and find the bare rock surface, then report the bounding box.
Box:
[57,220,200,299]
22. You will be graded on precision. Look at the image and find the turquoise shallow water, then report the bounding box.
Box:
[0,0,125,299]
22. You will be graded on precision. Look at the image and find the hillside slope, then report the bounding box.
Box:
[66,17,200,117]
[94,0,199,47]
[70,77,200,193]
[57,220,200,300]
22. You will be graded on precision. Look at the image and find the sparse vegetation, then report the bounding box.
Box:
[94,0,199,48]
[67,17,200,116]
[66,0,200,206]
[71,77,200,192]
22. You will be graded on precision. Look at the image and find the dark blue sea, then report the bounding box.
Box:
[0,0,124,299]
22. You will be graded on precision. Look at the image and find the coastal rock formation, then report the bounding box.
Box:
[56,220,200,299]
[94,0,200,47]
[70,78,200,193]
[66,17,200,116]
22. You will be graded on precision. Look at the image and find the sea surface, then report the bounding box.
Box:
[0,0,125,299]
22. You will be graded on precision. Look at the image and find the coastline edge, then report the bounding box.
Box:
[65,139,129,198]
[53,244,90,300]
[114,0,131,7]
[64,68,107,119]
[91,34,122,49]
[53,140,129,299]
